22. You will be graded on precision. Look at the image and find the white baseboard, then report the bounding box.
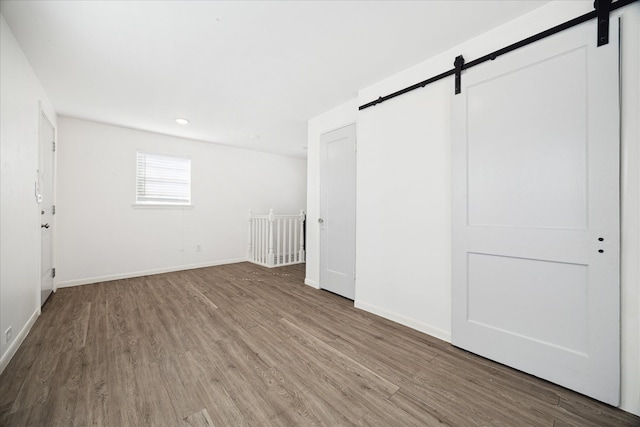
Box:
[55,258,247,288]
[304,278,319,289]
[0,307,40,374]
[354,300,451,343]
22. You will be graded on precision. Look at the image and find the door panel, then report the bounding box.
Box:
[467,253,588,354]
[452,19,620,405]
[467,47,588,230]
[320,124,356,300]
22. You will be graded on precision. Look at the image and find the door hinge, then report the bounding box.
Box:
[51,268,56,278]
[353,269,356,281]
[52,141,56,152]
[52,205,56,215]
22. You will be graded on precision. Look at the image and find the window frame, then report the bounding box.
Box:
[134,150,193,207]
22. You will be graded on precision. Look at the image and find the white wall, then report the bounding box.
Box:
[56,117,307,286]
[0,15,57,371]
[356,79,453,340]
[308,1,640,415]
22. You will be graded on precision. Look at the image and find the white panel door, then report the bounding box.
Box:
[452,19,620,405]
[320,124,356,300]
[39,111,55,306]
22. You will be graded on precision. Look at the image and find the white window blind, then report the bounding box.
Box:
[136,152,191,205]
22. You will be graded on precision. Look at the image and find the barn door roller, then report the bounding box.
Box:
[595,0,612,46]
[454,56,465,95]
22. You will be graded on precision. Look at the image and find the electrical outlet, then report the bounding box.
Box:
[4,326,12,344]
[196,244,202,252]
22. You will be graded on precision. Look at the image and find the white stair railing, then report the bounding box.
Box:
[248,209,305,267]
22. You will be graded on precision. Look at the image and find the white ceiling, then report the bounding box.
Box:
[1,0,551,158]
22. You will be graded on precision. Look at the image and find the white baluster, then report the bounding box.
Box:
[282,219,287,265]
[287,218,292,264]
[263,218,267,264]
[260,218,264,263]
[299,209,305,262]
[276,218,281,267]
[258,219,262,263]
[257,218,260,263]
[262,218,266,264]
[248,210,253,262]
[293,217,298,263]
[267,209,275,267]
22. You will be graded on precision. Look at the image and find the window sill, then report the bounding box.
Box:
[132,203,194,209]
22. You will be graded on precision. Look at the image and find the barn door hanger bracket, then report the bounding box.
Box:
[454,55,465,95]
[595,0,612,46]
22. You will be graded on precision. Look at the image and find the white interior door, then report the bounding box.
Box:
[452,19,620,405]
[319,124,356,300]
[39,111,55,306]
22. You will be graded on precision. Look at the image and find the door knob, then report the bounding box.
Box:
[41,223,50,229]
[318,218,324,224]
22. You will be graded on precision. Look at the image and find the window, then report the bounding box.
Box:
[136,151,191,205]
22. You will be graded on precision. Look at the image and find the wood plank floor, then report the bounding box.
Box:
[1,262,638,426]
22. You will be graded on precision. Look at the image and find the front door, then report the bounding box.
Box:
[39,111,55,306]
[452,19,620,405]
[319,124,357,300]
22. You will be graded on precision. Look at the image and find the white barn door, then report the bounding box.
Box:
[452,19,620,405]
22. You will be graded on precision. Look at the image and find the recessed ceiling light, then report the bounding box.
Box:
[175,118,190,125]
[249,134,260,140]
